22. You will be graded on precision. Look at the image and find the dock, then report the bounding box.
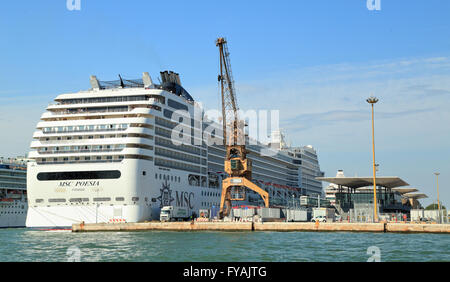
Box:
[72,221,450,233]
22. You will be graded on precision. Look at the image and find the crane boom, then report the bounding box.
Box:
[216,37,269,218]
[216,37,240,146]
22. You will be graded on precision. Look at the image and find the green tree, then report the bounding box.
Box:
[425,203,446,210]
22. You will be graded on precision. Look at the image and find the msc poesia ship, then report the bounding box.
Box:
[26,71,324,227]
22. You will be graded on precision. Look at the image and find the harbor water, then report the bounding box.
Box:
[0,228,449,262]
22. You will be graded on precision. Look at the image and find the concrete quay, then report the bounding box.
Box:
[253,222,385,232]
[72,221,253,232]
[385,223,450,233]
[72,221,450,233]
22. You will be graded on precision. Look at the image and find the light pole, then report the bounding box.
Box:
[434,172,441,223]
[367,96,379,222]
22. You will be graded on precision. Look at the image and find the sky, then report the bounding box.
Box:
[0,1,449,207]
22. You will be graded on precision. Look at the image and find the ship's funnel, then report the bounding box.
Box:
[90,75,100,90]
[142,72,153,88]
[160,70,182,86]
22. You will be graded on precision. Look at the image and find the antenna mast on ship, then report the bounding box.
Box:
[216,37,269,218]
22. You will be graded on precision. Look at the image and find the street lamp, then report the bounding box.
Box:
[367,96,379,222]
[434,172,441,223]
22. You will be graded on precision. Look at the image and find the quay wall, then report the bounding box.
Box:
[72,221,450,233]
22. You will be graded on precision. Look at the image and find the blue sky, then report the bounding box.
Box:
[0,1,449,207]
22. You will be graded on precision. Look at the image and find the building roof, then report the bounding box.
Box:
[404,193,428,199]
[316,176,409,189]
[391,188,419,194]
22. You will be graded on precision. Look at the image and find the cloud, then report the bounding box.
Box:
[404,84,450,98]
[281,108,436,132]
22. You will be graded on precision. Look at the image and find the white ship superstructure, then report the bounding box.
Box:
[26,71,323,227]
[0,158,28,228]
[269,131,324,196]
[324,170,348,205]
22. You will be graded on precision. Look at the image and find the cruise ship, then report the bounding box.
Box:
[0,157,28,228]
[26,71,324,227]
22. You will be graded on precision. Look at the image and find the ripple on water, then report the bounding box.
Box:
[0,228,449,262]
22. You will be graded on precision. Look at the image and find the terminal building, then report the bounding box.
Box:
[318,170,427,222]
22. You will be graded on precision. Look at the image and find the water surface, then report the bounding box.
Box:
[0,228,448,262]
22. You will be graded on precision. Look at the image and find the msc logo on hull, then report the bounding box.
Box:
[157,180,194,209]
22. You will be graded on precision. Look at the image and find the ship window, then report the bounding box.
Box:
[93,197,111,202]
[168,99,189,111]
[115,197,125,201]
[37,170,121,181]
[48,198,66,203]
[132,197,139,202]
[69,198,89,202]
[35,199,44,203]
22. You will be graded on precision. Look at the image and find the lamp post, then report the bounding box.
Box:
[367,96,379,222]
[434,172,441,223]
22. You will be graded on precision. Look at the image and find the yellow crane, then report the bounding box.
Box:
[216,37,269,218]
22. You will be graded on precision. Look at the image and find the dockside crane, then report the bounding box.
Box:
[216,37,269,218]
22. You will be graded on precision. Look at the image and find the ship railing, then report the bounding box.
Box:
[0,185,27,190]
[52,107,130,115]
[0,159,28,166]
[37,159,122,165]
[49,96,161,106]
[39,136,126,144]
[38,148,124,154]
[42,127,127,134]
